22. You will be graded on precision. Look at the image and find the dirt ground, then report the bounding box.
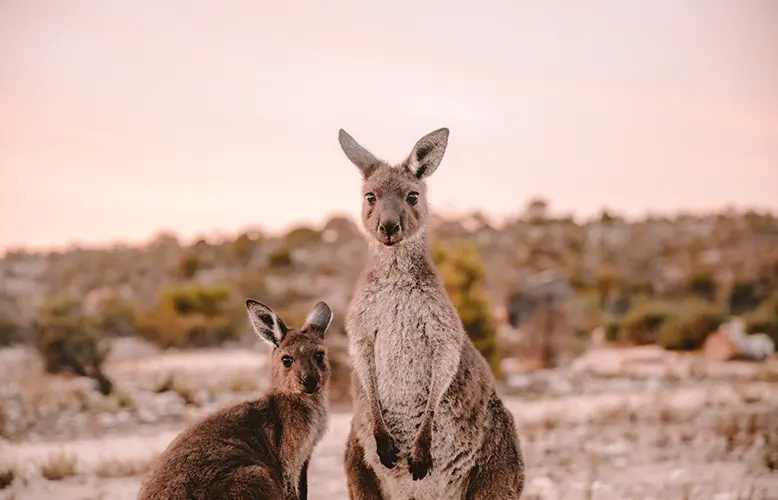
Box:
[1,341,777,500]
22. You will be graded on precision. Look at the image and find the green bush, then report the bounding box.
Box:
[433,241,501,379]
[136,285,238,348]
[33,297,113,395]
[620,300,675,345]
[658,301,725,350]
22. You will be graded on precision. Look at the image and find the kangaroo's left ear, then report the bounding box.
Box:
[246,299,288,348]
[406,127,449,180]
[302,301,333,337]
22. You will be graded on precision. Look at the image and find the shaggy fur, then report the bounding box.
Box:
[338,128,525,499]
[138,300,333,500]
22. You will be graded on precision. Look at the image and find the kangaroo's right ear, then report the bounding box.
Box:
[338,129,379,179]
[246,299,288,348]
[302,301,333,337]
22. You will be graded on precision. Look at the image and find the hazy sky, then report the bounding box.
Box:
[2,1,777,250]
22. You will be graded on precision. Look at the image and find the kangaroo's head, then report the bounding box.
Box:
[338,127,449,248]
[245,299,333,396]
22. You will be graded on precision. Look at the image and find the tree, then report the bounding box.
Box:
[432,241,501,379]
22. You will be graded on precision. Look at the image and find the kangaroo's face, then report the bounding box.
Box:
[245,300,333,396]
[361,167,427,246]
[338,128,449,248]
[271,328,329,395]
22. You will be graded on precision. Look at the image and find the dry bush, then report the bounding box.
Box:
[94,456,156,478]
[40,451,77,480]
[0,465,14,490]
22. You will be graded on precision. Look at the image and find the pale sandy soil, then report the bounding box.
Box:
[1,343,777,499]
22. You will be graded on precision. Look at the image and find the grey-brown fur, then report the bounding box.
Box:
[138,300,333,500]
[339,128,524,499]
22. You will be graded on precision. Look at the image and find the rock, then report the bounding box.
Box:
[719,317,776,361]
[702,330,738,362]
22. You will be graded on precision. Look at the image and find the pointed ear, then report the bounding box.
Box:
[339,129,380,179]
[245,299,288,348]
[301,301,333,337]
[406,128,449,180]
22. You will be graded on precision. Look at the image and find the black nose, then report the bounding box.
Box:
[379,221,401,237]
[302,376,318,394]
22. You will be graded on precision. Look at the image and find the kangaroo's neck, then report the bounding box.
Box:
[266,388,328,417]
[365,232,436,279]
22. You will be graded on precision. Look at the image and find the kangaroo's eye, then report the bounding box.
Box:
[315,352,325,363]
[407,192,419,206]
[365,193,376,205]
[281,355,293,368]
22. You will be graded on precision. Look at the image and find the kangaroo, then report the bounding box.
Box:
[137,299,333,500]
[339,128,524,499]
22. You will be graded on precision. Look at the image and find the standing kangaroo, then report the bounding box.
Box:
[138,300,333,500]
[339,128,524,499]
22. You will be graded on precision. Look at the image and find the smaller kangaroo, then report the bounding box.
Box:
[138,299,333,500]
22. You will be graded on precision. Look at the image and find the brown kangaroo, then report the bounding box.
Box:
[338,128,524,499]
[137,299,333,500]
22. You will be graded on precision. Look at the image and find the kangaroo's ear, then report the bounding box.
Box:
[246,299,288,347]
[406,127,449,180]
[301,301,333,337]
[339,129,380,179]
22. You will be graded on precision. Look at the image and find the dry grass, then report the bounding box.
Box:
[39,451,77,480]
[94,456,156,478]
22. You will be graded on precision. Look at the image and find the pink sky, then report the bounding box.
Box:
[2,1,777,251]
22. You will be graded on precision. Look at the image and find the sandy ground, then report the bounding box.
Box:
[1,343,777,499]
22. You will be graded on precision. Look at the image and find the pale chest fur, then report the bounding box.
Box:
[286,404,328,497]
[348,276,459,448]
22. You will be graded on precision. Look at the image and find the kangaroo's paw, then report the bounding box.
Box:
[374,430,400,469]
[408,429,432,481]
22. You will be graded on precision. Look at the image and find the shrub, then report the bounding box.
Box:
[268,248,293,268]
[743,292,778,345]
[433,241,501,379]
[728,280,762,314]
[688,273,717,302]
[40,451,78,480]
[0,465,14,490]
[620,300,675,344]
[658,301,725,350]
[33,297,113,395]
[95,294,136,337]
[136,285,238,348]
[178,253,201,279]
[603,318,621,342]
[284,226,321,247]
[0,319,19,347]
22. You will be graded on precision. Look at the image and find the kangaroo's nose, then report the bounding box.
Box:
[302,376,318,394]
[379,220,401,237]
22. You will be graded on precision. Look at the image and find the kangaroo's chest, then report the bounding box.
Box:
[356,284,441,432]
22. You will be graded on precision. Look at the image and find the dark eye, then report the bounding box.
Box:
[315,352,325,363]
[281,355,292,368]
[406,192,419,206]
[365,193,376,205]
